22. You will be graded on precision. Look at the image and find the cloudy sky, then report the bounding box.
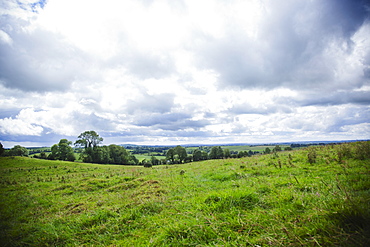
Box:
[0,0,370,148]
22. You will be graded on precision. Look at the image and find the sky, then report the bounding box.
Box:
[0,0,370,148]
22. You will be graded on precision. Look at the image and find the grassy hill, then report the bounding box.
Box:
[1,141,369,246]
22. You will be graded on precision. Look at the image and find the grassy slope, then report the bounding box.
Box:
[0,142,369,246]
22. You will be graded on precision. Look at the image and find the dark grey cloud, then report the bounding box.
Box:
[298,90,370,106]
[322,0,370,37]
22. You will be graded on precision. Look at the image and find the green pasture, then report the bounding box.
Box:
[135,154,166,162]
[1,141,369,246]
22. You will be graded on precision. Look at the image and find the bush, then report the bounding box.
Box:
[6,145,28,157]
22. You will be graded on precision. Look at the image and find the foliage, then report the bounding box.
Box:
[0,141,369,246]
[74,131,136,165]
[79,145,138,165]
[174,145,187,163]
[4,145,29,157]
[273,145,282,152]
[48,139,75,161]
[75,130,103,149]
[223,148,231,158]
[166,145,187,164]
[209,146,224,159]
[165,148,175,163]
[192,149,202,161]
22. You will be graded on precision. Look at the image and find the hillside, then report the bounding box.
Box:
[1,141,369,246]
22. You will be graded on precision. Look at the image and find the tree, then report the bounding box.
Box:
[108,144,129,164]
[129,155,139,165]
[224,148,231,158]
[174,145,187,163]
[201,151,209,160]
[48,144,58,160]
[209,146,224,159]
[59,139,75,161]
[238,151,249,158]
[49,139,75,161]
[8,145,29,157]
[151,156,159,166]
[273,145,282,152]
[166,148,175,163]
[193,149,202,161]
[0,142,4,156]
[40,152,47,159]
[75,131,103,163]
[264,147,271,154]
[75,131,103,149]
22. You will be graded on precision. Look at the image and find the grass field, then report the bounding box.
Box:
[134,154,166,162]
[1,142,369,246]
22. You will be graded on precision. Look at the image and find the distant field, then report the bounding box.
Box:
[1,141,369,246]
[135,154,166,162]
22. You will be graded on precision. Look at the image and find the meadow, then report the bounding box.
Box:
[1,141,369,246]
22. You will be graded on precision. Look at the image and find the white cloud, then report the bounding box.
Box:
[0,109,43,136]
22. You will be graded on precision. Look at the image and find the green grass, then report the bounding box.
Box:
[135,154,166,162]
[1,142,369,246]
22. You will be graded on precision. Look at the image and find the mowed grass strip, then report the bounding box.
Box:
[0,141,369,246]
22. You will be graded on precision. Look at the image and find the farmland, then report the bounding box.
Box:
[1,141,369,246]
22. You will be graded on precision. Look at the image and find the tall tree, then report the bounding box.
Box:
[174,145,187,163]
[75,131,103,149]
[166,148,175,163]
[75,131,103,163]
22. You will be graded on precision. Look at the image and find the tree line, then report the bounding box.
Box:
[0,130,291,166]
